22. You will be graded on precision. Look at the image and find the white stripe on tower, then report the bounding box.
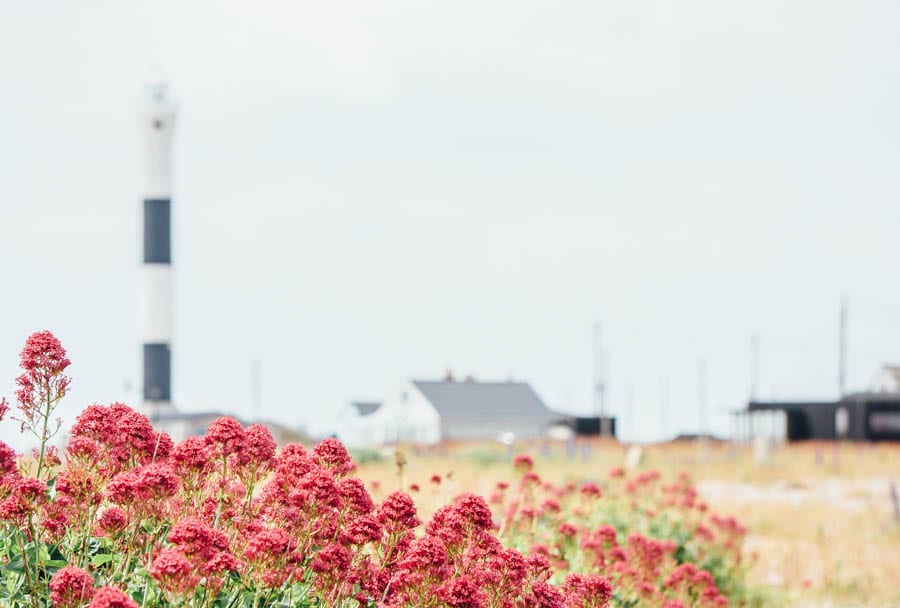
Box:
[140,78,176,405]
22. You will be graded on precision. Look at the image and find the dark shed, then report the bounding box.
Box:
[748,394,900,442]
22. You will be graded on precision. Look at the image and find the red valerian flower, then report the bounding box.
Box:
[150,548,198,595]
[310,542,352,573]
[87,586,138,608]
[664,563,698,589]
[69,403,158,473]
[13,331,71,457]
[438,578,487,608]
[292,467,340,509]
[312,437,354,476]
[377,492,420,532]
[542,498,561,513]
[342,514,383,545]
[398,535,448,569]
[206,416,246,457]
[594,524,618,547]
[32,445,61,469]
[153,432,174,460]
[530,581,566,608]
[97,507,127,535]
[0,396,8,422]
[110,404,158,466]
[522,471,542,486]
[562,573,613,608]
[135,462,180,500]
[245,528,293,561]
[49,566,94,608]
[0,441,16,477]
[512,453,534,472]
[41,493,74,541]
[452,493,494,530]
[275,443,314,478]
[105,470,141,506]
[239,424,276,468]
[66,436,101,462]
[526,553,554,579]
[337,477,375,515]
[18,330,70,375]
[168,517,229,561]
[203,551,239,576]
[171,436,211,472]
[15,331,71,408]
[0,477,48,522]
[580,482,602,498]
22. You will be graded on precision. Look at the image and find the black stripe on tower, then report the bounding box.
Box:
[144,199,171,264]
[143,343,171,401]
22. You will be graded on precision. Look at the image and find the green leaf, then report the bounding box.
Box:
[91,553,115,566]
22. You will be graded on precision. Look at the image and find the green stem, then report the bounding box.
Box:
[214,455,227,527]
[34,389,53,480]
[18,530,40,608]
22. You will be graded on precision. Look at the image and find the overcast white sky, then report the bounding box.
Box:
[2,1,900,449]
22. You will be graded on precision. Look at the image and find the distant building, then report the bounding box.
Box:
[147,410,224,443]
[140,405,303,445]
[871,365,900,394]
[740,365,900,442]
[337,401,384,447]
[570,416,618,438]
[338,377,567,446]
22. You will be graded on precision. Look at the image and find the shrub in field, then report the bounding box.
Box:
[490,456,765,606]
[0,331,758,607]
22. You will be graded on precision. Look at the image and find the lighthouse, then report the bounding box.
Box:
[139,78,176,416]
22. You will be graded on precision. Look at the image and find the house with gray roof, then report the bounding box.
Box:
[337,375,566,446]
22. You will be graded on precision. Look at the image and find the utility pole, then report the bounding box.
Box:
[659,377,668,443]
[251,357,261,421]
[698,358,708,440]
[592,322,603,417]
[624,382,634,444]
[594,322,612,437]
[839,297,848,398]
[750,331,760,402]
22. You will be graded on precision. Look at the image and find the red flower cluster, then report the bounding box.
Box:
[88,585,139,608]
[49,566,94,607]
[14,330,71,421]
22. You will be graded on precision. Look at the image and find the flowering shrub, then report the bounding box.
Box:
[489,463,760,606]
[0,331,758,607]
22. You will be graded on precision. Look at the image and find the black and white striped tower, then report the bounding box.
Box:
[140,78,176,415]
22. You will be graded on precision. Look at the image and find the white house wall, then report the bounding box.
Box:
[336,405,370,448]
[349,382,441,446]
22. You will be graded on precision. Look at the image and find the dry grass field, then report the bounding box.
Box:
[353,440,900,607]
